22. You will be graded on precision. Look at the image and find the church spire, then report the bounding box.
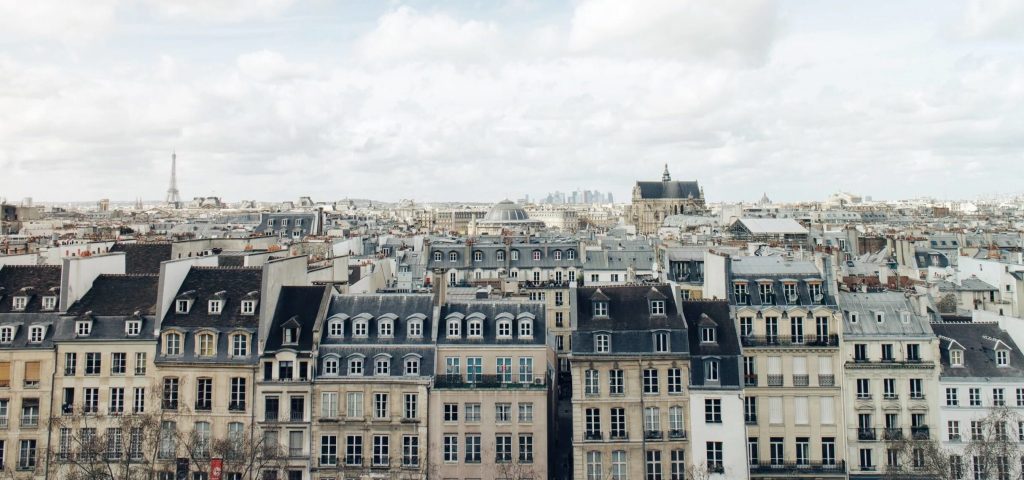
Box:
[662,163,671,182]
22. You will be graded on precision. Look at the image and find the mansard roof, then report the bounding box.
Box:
[66,274,159,319]
[932,321,1024,379]
[163,266,263,328]
[0,265,61,313]
[321,293,434,345]
[265,285,329,352]
[635,180,702,200]
[575,284,681,331]
[109,243,172,274]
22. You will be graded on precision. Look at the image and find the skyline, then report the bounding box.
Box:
[2,0,1024,203]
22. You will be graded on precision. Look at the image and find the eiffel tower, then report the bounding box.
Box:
[165,151,181,208]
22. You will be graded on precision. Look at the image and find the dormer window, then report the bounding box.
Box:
[511,250,519,261]
[0,327,14,343]
[758,283,774,304]
[374,357,390,376]
[900,311,911,323]
[468,320,483,338]
[447,319,461,338]
[125,321,141,336]
[433,251,442,262]
[950,349,964,367]
[176,300,192,314]
[197,333,215,356]
[553,250,562,261]
[240,300,256,316]
[404,356,420,376]
[41,296,56,311]
[650,300,666,316]
[783,283,798,302]
[705,360,720,382]
[12,296,27,311]
[348,357,364,376]
[449,252,458,262]
[701,326,716,343]
[997,349,1009,367]
[76,321,92,337]
[496,250,505,261]
[473,251,483,262]
[497,320,512,338]
[323,358,339,376]
[654,332,669,352]
[567,249,576,260]
[353,319,368,338]
[595,333,610,353]
[808,283,823,302]
[407,318,423,338]
[378,319,394,338]
[283,327,298,345]
[164,332,182,356]
[208,300,223,315]
[28,325,44,343]
[532,250,542,261]
[594,302,609,317]
[231,333,248,356]
[875,312,884,323]
[849,311,859,323]
[328,319,343,337]
[518,319,533,338]
[733,282,748,303]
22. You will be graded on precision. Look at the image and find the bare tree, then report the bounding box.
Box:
[46,408,163,480]
[174,422,288,480]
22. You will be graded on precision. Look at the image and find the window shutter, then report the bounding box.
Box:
[818,356,833,375]
[769,397,783,424]
[0,361,9,386]
[794,397,809,425]
[767,357,782,375]
[25,361,40,382]
[793,357,807,375]
[820,397,835,424]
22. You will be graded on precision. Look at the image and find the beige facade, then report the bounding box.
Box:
[0,348,53,475]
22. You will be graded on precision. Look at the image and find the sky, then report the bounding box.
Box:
[1,0,1023,204]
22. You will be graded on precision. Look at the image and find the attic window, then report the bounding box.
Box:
[433,251,442,262]
[518,319,533,338]
[12,296,27,311]
[353,319,368,338]
[208,300,223,315]
[511,250,519,261]
[468,319,483,338]
[654,332,669,352]
[497,320,512,338]
[407,318,423,338]
[28,325,44,343]
[378,318,394,338]
[701,326,717,344]
[594,301,609,317]
[176,300,192,314]
[241,300,256,315]
[650,300,666,316]
[0,327,14,343]
[76,321,92,337]
[997,349,1009,367]
[950,349,963,367]
[446,319,461,338]
[496,250,505,261]
[900,311,911,324]
[42,296,57,311]
[875,312,884,323]
[125,321,141,337]
[283,327,299,345]
[595,334,610,353]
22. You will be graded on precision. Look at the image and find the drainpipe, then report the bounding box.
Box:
[43,347,58,480]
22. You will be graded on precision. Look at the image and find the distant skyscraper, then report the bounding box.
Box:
[165,151,181,207]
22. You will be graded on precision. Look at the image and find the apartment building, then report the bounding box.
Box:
[728,256,847,478]
[430,301,554,480]
[155,266,264,478]
[837,291,941,478]
[427,239,582,287]
[932,321,1024,480]
[570,285,692,480]
[520,282,574,373]
[309,293,434,480]
[257,285,330,480]
[0,265,61,475]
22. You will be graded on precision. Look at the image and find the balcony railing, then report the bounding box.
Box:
[744,375,758,387]
[229,402,246,412]
[609,431,628,440]
[644,430,663,441]
[912,426,930,440]
[584,432,603,441]
[883,428,903,440]
[741,335,839,347]
[289,412,304,422]
[819,375,835,386]
[434,374,546,389]
[793,375,809,387]
[264,412,279,422]
[767,375,783,387]
[749,461,846,474]
[858,428,876,441]
[0,417,8,428]
[668,429,687,439]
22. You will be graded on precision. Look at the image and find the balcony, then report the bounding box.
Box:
[229,402,246,412]
[644,430,663,441]
[609,431,628,440]
[767,375,783,387]
[912,426,930,440]
[744,375,758,387]
[883,428,903,440]
[909,393,925,400]
[949,434,962,442]
[372,458,391,468]
[883,394,899,401]
[0,417,8,428]
[741,334,839,348]
[858,428,876,441]
[819,375,835,387]
[162,400,178,410]
[793,375,809,387]
[195,403,212,412]
[434,374,546,389]
[289,412,304,422]
[318,458,337,467]
[749,461,846,475]
[584,432,603,441]
[668,429,687,440]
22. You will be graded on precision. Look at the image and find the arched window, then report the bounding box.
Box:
[28,326,45,343]
[378,318,394,338]
[449,252,458,262]
[164,332,182,355]
[323,358,339,376]
[553,250,562,260]
[532,250,542,261]
[231,333,248,356]
[353,319,368,338]
[375,357,390,376]
[497,320,512,338]
[518,319,534,338]
[407,318,423,338]
[433,251,442,262]
[404,356,420,376]
[197,333,215,356]
[496,250,506,261]
[473,251,483,262]
[567,249,576,260]
[468,319,483,338]
[511,250,520,261]
[0,326,14,343]
[348,357,364,376]
[328,319,344,337]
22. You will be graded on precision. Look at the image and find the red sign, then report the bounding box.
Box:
[210,458,223,480]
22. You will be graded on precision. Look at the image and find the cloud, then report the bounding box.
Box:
[958,0,1024,39]
[0,0,119,43]
[355,6,501,63]
[143,0,296,22]
[236,50,315,82]
[567,0,779,65]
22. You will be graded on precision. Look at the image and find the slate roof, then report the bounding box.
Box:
[317,345,436,379]
[584,249,656,271]
[162,267,263,328]
[321,293,434,345]
[438,302,546,345]
[109,243,172,274]
[427,242,583,270]
[66,274,159,319]
[836,291,935,337]
[731,218,808,235]
[265,285,329,352]
[730,256,820,276]
[575,285,683,331]
[681,300,742,388]
[932,322,1024,379]
[0,265,61,313]
[635,180,702,199]
[0,312,58,349]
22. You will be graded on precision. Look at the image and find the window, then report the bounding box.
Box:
[610,369,624,395]
[644,407,661,434]
[496,435,512,462]
[855,343,868,361]
[21,398,39,426]
[612,450,627,480]
[705,360,719,382]
[594,301,609,317]
[519,402,534,422]
[402,436,419,467]
[745,396,757,423]
[433,251,442,262]
[176,299,190,313]
[585,370,600,396]
[240,300,256,315]
[134,352,147,375]
[473,251,483,262]
[587,451,603,480]
[320,436,338,466]
[41,296,56,310]
[230,378,246,410]
[857,378,871,399]
[403,356,420,376]
[27,326,44,343]
[77,321,92,336]
[407,318,422,338]
[909,378,923,399]
[595,334,610,353]
[133,387,145,413]
[947,388,960,406]
[353,319,368,338]
[64,353,77,376]
[110,352,126,375]
[18,440,36,470]
[970,388,982,406]
[643,369,659,394]
[346,392,363,418]
[650,300,665,315]
[231,334,248,356]
[519,434,533,463]
[346,435,363,465]
[348,357,364,376]
[464,403,481,422]
[496,403,511,422]
[611,408,626,438]
[446,319,460,338]
[518,319,533,337]
[110,387,124,414]
[705,398,722,423]
[196,378,213,410]
[86,352,101,375]
[321,392,338,418]
[701,326,716,343]
[372,435,389,466]
[443,435,458,462]
[519,357,534,383]
[208,300,222,314]
[585,408,601,438]
[162,377,179,409]
[997,349,1009,366]
[444,403,459,422]
[373,393,388,419]
[994,388,1005,406]
[164,333,181,356]
[374,357,390,376]
[402,393,417,419]
[654,332,669,352]
[322,358,339,375]
[707,442,723,472]
[951,349,963,366]
[667,368,682,393]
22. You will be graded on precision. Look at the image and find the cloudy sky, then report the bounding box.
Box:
[1,0,1023,204]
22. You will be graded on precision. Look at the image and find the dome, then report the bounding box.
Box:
[483,200,530,222]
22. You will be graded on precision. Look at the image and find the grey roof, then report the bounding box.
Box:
[162,267,263,328]
[482,200,530,222]
[264,286,329,352]
[109,243,172,274]
[836,291,935,337]
[584,249,656,271]
[321,293,434,345]
[682,301,741,388]
[0,265,61,313]
[0,312,58,349]
[729,256,820,276]
[731,218,808,235]
[932,322,1024,379]
[573,284,687,355]
[65,274,159,319]
[635,180,701,199]
[317,345,435,379]
[438,302,546,345]
[428,242,582,270]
